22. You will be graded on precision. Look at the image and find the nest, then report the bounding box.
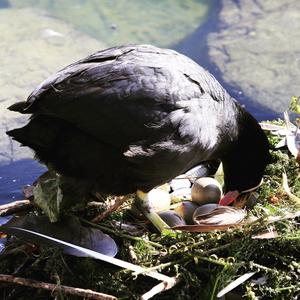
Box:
[0,121,299,300]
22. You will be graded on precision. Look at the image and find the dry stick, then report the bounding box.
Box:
[0,274,116,300]
[87,201,106,208]
[141,277,180,300]
[92,194,132,223]
[0,200,33,217]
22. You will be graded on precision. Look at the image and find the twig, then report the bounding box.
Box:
[264,250,292,264]
[0,200,33,216]
[275,284,300,292]
[0,274,116,300]
[92,194,132,223]
[87,201,106,208]
[111,220,144,235]
[197,256,227,267]
[133,258,187,276]
[140,277,179,300]
[211,264,229,300]
[190,234,227,249]
[250,262,279,275]
[244,210,300,228]
[172,223,242,232]
[205,243,233,255]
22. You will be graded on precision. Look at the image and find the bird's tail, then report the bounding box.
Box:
[7,101,28,113]
[6,115,62,157]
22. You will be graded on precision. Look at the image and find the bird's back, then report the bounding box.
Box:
[7,45,240,194]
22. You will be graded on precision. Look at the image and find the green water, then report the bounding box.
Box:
[10,0,210,47]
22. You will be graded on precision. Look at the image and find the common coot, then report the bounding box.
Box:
[7,45,270,231]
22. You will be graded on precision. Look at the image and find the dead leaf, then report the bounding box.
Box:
[260,122,297,133]
[270,195,280,204]
[252,229,279,239]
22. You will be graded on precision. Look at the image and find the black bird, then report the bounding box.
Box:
[7,45,270,231]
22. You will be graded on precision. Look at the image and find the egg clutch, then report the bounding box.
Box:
[130,163,246,229]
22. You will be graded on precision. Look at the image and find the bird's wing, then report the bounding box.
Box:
[20,45,230,150]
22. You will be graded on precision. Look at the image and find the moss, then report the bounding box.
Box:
[0,121,299,299]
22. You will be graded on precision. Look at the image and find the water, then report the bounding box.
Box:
[0,0,298,203]
[8,0,210,47]
[0,160,45,204]
[174,0,282,121]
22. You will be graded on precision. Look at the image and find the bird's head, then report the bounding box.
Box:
[220,109,271,205]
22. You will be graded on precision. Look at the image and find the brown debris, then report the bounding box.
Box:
[92,194,132,223]
[0,274,117,300]
[0,200,33,217]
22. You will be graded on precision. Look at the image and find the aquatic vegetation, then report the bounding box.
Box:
[10,0,210,47]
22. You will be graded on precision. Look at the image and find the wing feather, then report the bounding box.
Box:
[19,45,229,150]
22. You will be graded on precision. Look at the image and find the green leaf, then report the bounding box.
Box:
[289,96,300,114]
[33,171,91,222]
[33,171,62,222]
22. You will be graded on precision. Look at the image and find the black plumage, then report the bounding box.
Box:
[7,44,270,196]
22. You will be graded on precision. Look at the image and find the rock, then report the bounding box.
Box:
[207,0,300,113]
[0,8,106,165]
